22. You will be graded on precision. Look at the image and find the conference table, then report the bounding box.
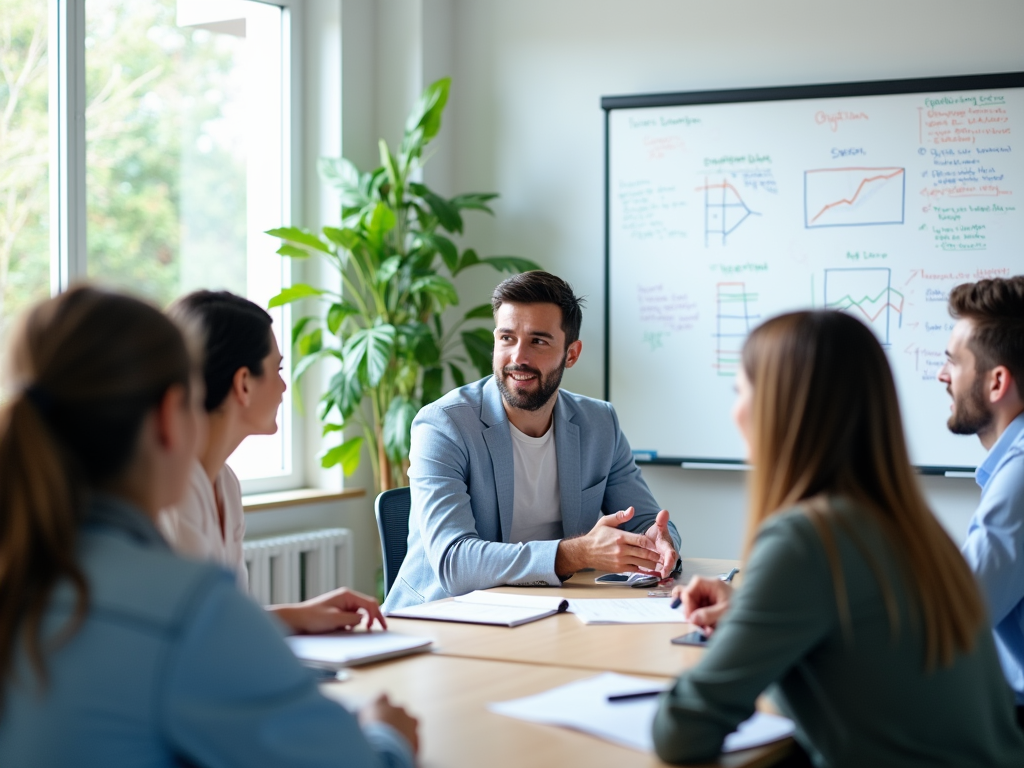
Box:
[320,558,793,768]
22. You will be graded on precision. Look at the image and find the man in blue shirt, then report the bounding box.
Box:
[938,276,1024,729]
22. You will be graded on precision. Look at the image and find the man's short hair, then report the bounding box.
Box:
[949,276,1024,399]
[491,271,585,347]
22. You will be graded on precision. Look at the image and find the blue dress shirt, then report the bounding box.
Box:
[962,410,1024,704]
[0,495,414,768]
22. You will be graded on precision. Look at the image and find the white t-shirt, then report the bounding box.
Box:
[158,460,248,589]
[508,420,563,543]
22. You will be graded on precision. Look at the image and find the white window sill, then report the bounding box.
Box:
[242,487,367,513]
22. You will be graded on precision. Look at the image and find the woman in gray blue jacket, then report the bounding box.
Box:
[0,286,418,768]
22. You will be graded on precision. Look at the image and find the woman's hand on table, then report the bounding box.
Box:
[271,587,387,634]
[672,575,734,636]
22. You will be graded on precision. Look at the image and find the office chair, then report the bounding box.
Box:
[375,486,411,599]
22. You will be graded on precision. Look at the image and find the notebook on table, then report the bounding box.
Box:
[387,590,570,627]
[285,630,433,670]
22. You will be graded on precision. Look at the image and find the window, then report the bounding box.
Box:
[4,0,300,492]
[0,1,50,350]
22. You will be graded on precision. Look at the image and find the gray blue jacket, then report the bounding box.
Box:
[383,376,679,611]
[0,496,413,768]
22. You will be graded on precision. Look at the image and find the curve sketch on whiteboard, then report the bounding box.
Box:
[698,177,760,246]
[713,282,759,376]
[804,167,906,228]
[823,267,905,346]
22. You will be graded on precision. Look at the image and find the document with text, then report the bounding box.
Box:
[386,590,569,627]
[568,597,689,624]
[489,672,794,753]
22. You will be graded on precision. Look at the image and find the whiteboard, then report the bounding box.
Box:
[604,73,1024,472]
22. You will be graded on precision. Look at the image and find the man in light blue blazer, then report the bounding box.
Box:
[383,271,680,611]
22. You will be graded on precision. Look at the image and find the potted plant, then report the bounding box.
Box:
[266,78,539,492]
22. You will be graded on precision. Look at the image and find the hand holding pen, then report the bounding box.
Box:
[668,569,738,637]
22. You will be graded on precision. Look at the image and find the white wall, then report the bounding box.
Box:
[435,0,1024,555]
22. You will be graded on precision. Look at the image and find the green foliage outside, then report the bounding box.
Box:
[268,78,540,491]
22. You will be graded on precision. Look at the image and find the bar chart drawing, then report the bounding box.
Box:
[699,177,760,246]
[804,167,905,228]
[823,268,905,345]
[714,282,759,376]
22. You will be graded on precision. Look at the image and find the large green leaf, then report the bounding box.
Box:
[450,192,498,214]
[404,77,450,142]
[422,366,444,406]
[326,365,363,419]
[268,284,325,308]
[414,332,441,367]
[416,232,459,273]
[376,255,402,285]
[296,328,323,357]
[379,139,404,204]
[464,303,494,320]
[365,202,397,253]
[291,316,314,347]
[461,328,495,378]
[318,158,369,210]
[453,248,480,275]
[322,226,362,251]
[478,256,542,274]
[321,435,364,475]
[410,183,462,234]
[410,275,458,311]
[448,362,467,389]
[266,226,331,254]
[292,349,334,384]
[276,244,310,259]
[327,302,360,335]
[383,396,419,462]
[343,324,396,387]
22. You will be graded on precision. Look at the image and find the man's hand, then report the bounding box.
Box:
[644,509,678,579]
[270,587,387,635]
[359,693,420,755]
[671,575,734,636]
[555,506,662,576]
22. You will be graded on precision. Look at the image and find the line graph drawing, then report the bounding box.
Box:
[824,268,905,345]
[804,167,905,228]
[698,177,760,246]
[714,282,759,376]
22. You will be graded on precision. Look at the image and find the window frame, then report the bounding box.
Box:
[48,0,306,494]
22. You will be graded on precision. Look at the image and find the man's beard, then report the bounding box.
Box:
[947,373,993,436]
[494,357,566,412]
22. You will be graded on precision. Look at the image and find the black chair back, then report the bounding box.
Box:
[375,487,411,599]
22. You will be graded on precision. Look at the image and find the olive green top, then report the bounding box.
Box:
[653,502,1024,767]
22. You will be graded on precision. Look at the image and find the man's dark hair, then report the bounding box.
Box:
[169,290,273,412]
[491,271,585,346]
[949,276,1024,399]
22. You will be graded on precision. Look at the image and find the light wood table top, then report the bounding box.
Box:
[384,558,739,678]
[323,653,790,768]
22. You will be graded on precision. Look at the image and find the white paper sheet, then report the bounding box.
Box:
[285,631,432,668]
[568,597,689,624]
[489,672,794,753]
[455,591,568,612]
[387,600,559,626]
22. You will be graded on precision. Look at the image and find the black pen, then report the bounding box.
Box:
[607,690,665,702]
[669,568,740,609]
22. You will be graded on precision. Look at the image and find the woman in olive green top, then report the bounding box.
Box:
[654,311,1024,767]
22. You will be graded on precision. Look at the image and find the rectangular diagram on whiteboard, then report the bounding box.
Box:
[823,268,904,346]
[804,167,905,228]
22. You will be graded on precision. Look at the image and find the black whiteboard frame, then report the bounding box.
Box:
[602,71,1024,476]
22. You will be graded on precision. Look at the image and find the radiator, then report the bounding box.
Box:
[243,528,353,606]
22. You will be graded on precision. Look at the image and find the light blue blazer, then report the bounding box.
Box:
[382,376,680,611]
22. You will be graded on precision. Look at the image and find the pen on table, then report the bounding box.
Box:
[607,690,666,702]
[669,568,741,609]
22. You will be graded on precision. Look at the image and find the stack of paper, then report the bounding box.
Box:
[489,672,794,753]
[285,631,432,669]
[568,597,689,624]
[387,591,569,627]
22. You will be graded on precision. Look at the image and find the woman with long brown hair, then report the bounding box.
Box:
[654,310,1024,767]
[0,287,417,767]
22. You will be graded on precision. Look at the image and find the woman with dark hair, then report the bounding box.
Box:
[163,290,384,634]
[0,286,417,766]
[654,310,1024,767]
